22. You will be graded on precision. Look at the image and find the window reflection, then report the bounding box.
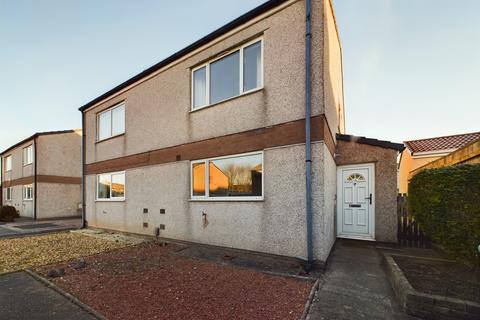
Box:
[192,162,206,196]
[210,51,240,104]
[209,154,262,197]
[98,174,111,199]
[111,173,125,198]
[243,41,262,91]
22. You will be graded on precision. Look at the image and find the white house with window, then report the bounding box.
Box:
[79,0,402,267]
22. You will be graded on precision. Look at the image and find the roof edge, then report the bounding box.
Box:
[404,131,480,145]
[337,134,405,151]
[79,0,290,113]
[1,130,79,156]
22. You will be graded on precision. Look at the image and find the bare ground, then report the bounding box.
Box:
[36,242,313,320]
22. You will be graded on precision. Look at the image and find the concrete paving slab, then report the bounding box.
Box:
[0,226,18,236]
[0,272,96,320]
[176,243,320,279]
[307,240,418,320]
[0,218,81,239]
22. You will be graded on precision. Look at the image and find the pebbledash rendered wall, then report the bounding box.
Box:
[2,131,82,219]
[36,132,82,218]
[2,140,35,217]
[86,142,336,261]
[83,0,343,262]
[336,140,399,243]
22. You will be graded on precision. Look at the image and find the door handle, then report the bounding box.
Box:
[366,193,372,205]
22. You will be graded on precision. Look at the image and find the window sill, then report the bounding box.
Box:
[95,199,126,202]
[23,163,33,167]
[95,133,125,144]
[23,199,33,202]
[190,87,264,113]
[189,197,264,202]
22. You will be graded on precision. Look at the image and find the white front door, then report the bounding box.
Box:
[337,163,375,240]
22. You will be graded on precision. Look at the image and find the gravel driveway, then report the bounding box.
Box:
[0,232,127,274]
[36,242,313,320]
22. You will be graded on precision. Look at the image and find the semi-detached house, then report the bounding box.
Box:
[79,0,403,266]
[1,130,82,219]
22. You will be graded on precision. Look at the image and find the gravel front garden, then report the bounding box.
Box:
[0,232,127,274]
[36,242,313,320]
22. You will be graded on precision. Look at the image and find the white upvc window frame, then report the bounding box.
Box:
[23,145,33,166]
[5,187,12,201]
[95,171,126,202]
[96,102,126,142]
[23,184,33,201]
[190,151,264,201]
[5,155,12,172]
[191,37,264,111]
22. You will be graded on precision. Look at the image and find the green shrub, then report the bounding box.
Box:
[0,205,19,222]
[409,164,480,264]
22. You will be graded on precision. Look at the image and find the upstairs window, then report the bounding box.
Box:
[4,155,12,172]
[23,145,33,165]
[192,38,263,110]
[97,102,125,141]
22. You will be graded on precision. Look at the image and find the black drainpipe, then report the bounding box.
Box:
[33,137,38,220]
[81,111,86,228]
[304,0,314,272]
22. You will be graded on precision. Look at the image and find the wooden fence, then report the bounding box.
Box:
[397,194,431,248]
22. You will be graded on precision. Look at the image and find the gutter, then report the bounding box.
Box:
[81,111,86,228]
[304,0,314,271]
[33,138,37,220]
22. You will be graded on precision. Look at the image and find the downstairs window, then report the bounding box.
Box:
[191,152,263,200]
[96,171,125,201]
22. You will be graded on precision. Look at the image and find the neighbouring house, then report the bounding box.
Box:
[79,0,403,265]
[0,130,82,219]
[398,131,480,194]
[409,135,480,176]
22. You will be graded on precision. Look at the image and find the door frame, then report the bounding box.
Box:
[336,163,375,241]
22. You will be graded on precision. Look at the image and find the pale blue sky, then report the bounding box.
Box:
[0,0,478,152]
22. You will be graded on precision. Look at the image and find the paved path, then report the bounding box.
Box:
[0,272,96,320]
[307,240,418,320]
[0,217,81,239]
